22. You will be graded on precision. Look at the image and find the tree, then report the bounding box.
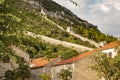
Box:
[92,48,120,80]
[5,70,14,80]
[14,63,31,80]
[57,68,72,80]
[0,0,4,4]
[0,0,22,35]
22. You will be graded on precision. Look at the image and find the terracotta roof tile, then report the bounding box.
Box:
[54,50,96,66]
[99,41,120,50]
[30,42,120,67]
[30,58,57,69]
[54,41,120,66]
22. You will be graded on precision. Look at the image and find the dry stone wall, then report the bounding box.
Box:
[25,31,92,52]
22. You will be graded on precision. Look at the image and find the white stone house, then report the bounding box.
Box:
[99,41,120,58]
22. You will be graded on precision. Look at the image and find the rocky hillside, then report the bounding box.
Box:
[38,0,115,43]
[0,0,117,79]
[27,0,117,44]
[39,0,98,29]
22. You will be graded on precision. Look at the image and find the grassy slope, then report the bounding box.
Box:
[0,0,80,60]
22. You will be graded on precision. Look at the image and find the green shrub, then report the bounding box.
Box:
[39,73,51,80]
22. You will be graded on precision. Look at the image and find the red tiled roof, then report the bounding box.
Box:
[99,41,120,50]
[53,41,120,66]
[30,58,57,69]
[30,42,120,67]
[53,50,96,66]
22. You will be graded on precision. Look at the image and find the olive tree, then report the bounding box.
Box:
[92,46,120,80]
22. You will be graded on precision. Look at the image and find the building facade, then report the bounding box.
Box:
[30,41,120,80]
[31,50,100,80]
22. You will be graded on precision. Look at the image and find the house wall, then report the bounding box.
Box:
[31,60,58,80]
[31,64,52,80]
[74,55,100,80]
[31,54,101,80]
[102,48,117,58]
[51,63,75,80]
[31,68,43,80]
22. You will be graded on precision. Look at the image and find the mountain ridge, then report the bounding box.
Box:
[38,0,98,29]
[34,0,117,43]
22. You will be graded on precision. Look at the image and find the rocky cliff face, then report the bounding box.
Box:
[37,0,98,29]
[26,0,98,30]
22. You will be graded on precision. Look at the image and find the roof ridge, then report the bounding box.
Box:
[30,41,120,68]
[53,49,96,66]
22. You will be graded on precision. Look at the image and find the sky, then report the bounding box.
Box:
[53,0,120,37]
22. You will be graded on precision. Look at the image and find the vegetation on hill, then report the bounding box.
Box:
[0,0,82,79]
[25,14,96,48]
[47,13,117,43]
[3,0,95,48]
[73,26,117,43]
[0,0,31,79]
[39,0,117,43]
[0,0,82,60]
[0,0,118,79]
[16,34,80,59]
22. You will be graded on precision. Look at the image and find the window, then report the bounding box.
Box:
[109,52,112,57]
